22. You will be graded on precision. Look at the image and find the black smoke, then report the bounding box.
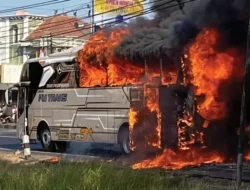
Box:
[114,0,250,157]
[115,0,250,60]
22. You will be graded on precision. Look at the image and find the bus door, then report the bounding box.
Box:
[16,87,27,140]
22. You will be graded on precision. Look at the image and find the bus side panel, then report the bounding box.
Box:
[110,109,129,144]
[29,108,53,140]
[73,109,109,143]
[52,109,76,128]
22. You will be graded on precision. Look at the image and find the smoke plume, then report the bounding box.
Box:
[115,0,250,60]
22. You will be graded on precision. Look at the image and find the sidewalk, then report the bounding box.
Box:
[0,123,16,129]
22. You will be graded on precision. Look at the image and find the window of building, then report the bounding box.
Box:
[14,27,18,43]
[10,25,19,43]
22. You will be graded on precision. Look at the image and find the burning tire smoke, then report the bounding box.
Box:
[76,0,250,169]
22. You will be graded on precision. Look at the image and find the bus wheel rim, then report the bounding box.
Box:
[42,130,51,145]
[123,136,130,154]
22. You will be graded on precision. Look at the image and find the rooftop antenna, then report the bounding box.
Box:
[73,11,77,17]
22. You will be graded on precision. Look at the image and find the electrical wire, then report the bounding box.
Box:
[0,0,70,14]
[0,0,195,62]
[0,0,159,41]
[32,0,173,39]
[0,0,146,34]
[0,2,91,34]
[0,0,193,62]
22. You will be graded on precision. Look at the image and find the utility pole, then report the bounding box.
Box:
[50,33,53,54]
[50,37,53,54]
[91,0,94,34]
[236,18,250,190]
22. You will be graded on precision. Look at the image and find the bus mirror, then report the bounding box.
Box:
[5,89,12,105]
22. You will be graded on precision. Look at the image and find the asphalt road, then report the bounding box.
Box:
[0,128,122,158]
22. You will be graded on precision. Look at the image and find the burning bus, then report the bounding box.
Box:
[4,0,250,170]
[5,46,134,154]
[4,38,183,155]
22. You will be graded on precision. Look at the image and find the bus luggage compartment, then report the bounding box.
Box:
[129,85,179,154]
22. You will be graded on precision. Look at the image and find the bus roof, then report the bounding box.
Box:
[25,45,83,66]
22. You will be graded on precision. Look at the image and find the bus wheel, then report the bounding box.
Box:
[39,126,55,152]
[119,127,131,154]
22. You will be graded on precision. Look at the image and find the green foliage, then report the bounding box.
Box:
[0,161,236,190]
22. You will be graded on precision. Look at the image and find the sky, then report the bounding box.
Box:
[0,0,154,24]
[0,0,91,18]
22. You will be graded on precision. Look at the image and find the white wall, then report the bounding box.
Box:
[5,19,9,64]
[0,19,7,64]
[1,64,22,83]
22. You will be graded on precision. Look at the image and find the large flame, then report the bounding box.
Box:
[144,88,161,149]
[77,28,177,155]
[132,148,224,170]
[185,28,244,121]
[77,29,146,87]
[129,108,137,151]
[77,28,178,87]
[131,28,245,170]
[77,27,248,171]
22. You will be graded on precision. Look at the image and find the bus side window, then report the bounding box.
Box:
[20,64,29,82]
[44,71,55,88]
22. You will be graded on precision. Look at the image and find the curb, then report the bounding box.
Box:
[0,148,105,163]
[0,124,16,129]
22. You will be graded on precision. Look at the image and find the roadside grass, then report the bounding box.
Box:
[0,160,244,190]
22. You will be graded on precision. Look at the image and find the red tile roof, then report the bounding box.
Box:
[25,14,90,41]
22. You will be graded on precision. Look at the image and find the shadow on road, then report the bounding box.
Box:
[0,131,123,159]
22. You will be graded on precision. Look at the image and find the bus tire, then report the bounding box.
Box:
[39,125,56,152]
[118,126,131,154]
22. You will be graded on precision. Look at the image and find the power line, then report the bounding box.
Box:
[28,2,92,15]
[0,0,182,46]
[1,0,192,52]
[0,0,77,36]
[0,0,145,33]
[0,0,148,48]
[0,0,70,14]
[0,0,148,40]
[48,0,196,46]
[0,0,196,62]
[0,1,92,33]
[31,0,169,39]
[0,0,91,18]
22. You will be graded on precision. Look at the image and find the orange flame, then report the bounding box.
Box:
[131,28,245,170]
[185,28,244,121]
[129,108,137,151]
[77,28,146,87]
[77,28,179,87]
[76,27,247,171]
[132,148,224,170]
[144,88,161,149]
[77,28,177,154]
[46,156,61,163]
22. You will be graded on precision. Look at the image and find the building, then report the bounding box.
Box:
[0,10,46,66]
[0,12,90,104]
[23,13,91,57]
[0,10,46,104]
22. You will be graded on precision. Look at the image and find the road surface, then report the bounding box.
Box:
[0,128,121,158]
